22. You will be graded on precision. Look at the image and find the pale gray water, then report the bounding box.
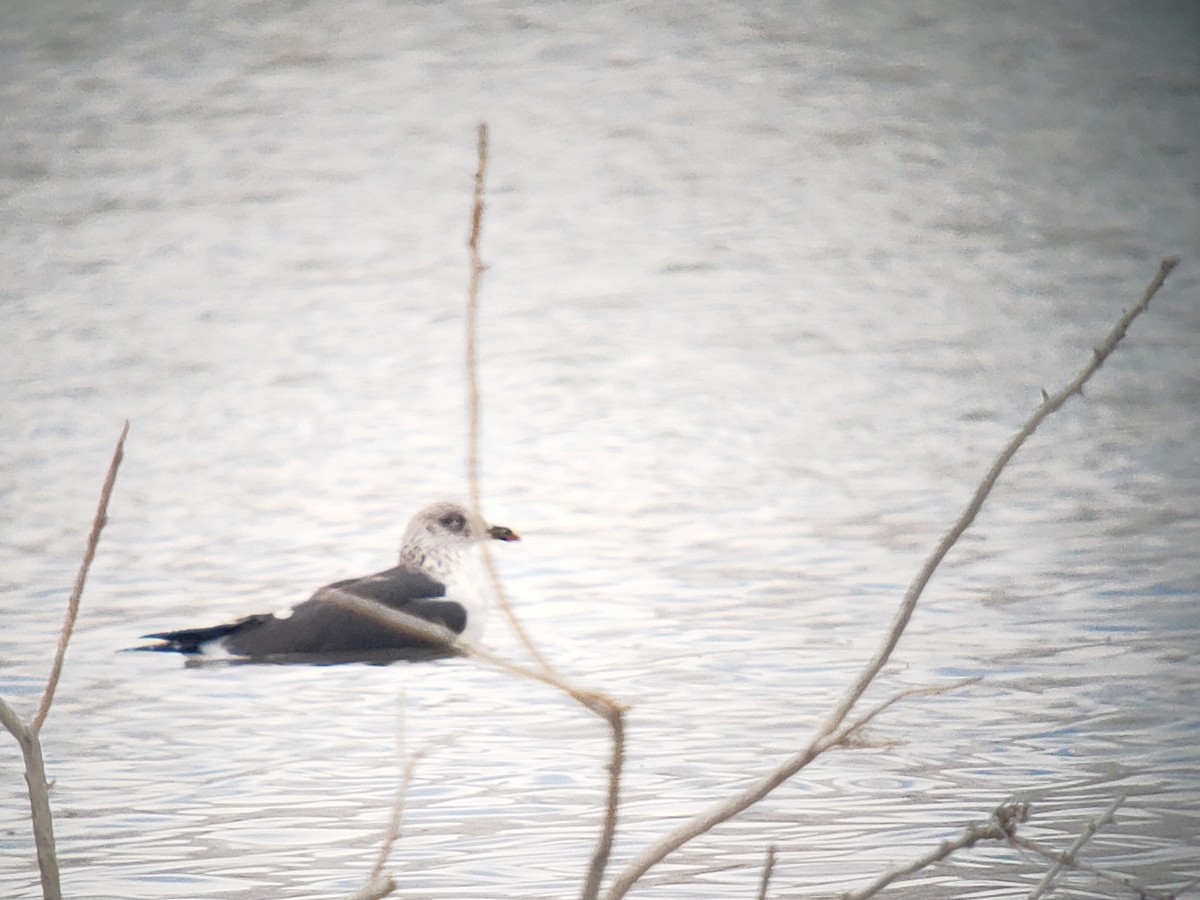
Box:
[2,1,1199,898]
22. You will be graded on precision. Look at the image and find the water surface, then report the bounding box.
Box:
[3,2,1199,898]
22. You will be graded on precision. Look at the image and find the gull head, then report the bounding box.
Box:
[399,501,519,576]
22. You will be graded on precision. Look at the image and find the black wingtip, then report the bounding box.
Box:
[129,640,186,653]
[135,622,244,655]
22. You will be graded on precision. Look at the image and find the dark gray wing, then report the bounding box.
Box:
[146,566,465,659]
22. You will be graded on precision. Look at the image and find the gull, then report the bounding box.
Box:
[139,501,519,661]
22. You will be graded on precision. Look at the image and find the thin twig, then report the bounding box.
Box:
[349,694,457,900]
[1007,834,1177,900]
[604,258,1180,899]
[818,257,1179,742]
[581,704,625,900]
[1,421,129,900]
[1027,793,1124,899]
[606,680,978,899]
[0,700,61,900]
[368,693,411,888]
[320,588,624,721]
[462,121,562,680]
[757,845,777,900]
[839,802,1029,900]
[465,122,488,518]
[320,586,628,897]
[458,124,629,897]
[1016,795,1171,900]
[33,419,129,735]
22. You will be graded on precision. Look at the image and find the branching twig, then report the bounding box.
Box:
[465,122,489,519]
[581,704,626,900]
[839,801,1030,900]
[33,419,129,734]
[348,694,456,900]
[463,121,562,682]
[0,420,130,900]
[325,588,631,898]
[1026,794,1124,899]
[818,257,1179,742]
[1007,833,1177,900]
[1009,795,1179,900]
[757,845,777,900]
[0,698,61,900]
[603,258,1180,898]
[321,588,615,710]
[605,680,978,899]
[459,122,627,899]
[836,794,1177,900]
[322,588,628,897]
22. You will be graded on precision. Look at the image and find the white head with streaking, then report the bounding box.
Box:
[397,501,520,645]
[399,501,520,579]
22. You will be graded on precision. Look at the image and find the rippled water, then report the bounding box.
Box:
[3,2,1199,898]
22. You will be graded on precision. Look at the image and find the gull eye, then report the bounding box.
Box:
[438,511,467,533]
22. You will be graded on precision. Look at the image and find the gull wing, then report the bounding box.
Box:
[145,566,465,659]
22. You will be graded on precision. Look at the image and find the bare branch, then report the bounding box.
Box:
[1006,833,1177,900]
[320,585,628,898]
[465,121,488,518]
[348,694,456,900]
[581,704,625,900]
[457,125,629,897]
[319,588,608,707]
[839,802,1029,900]
[1,423,128,898]
[1008,796,1179,900]
[606,680,978,898]
[1027,794,1124,899]
[835,678,982,747]
[0,695,29,739]
[0,701,61,900]
[604,258,1180,898]
[756,845,777,900]
[33,420,129,735]
[461,121,562,682]
[818,256,1179,741]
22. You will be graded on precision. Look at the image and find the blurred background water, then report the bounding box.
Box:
[2,1,1198,897]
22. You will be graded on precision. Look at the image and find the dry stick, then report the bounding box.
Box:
[604,257,1181,899]
[348,696,457,900]
[1025,794,1125,900]
[348,695,407,900]
[818,256,1179,742]
[321,589,620,714]
[321,587,628,898]
[0,420,130,900]
[757,845,777,900]
[855,796,1181,900]
[458,122,627,899]
[0,698,61,900]
[1006,834,1176,900]
[838,802,1030,900]
[464,123,488,518]
[580,704,626,900]
[324,565,970,894]
[462,121,560,680]
[33,419,130,735]
[606,680,978,900]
